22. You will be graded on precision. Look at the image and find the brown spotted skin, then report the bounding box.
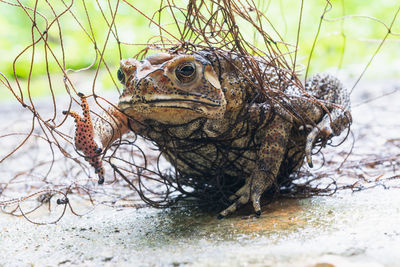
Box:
[68,50,351,217]
[64,94,104,184]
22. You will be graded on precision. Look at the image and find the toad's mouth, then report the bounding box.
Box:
[118,95,225,121]
[119,95,223,109]
[145,98,221,107]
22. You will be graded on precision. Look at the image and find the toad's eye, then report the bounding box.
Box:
[175,62,196,83]
[117,68,125,84]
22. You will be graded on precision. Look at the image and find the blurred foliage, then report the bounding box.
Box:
[0,0,399,100]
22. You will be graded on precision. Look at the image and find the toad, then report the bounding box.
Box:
[64,50,351,218]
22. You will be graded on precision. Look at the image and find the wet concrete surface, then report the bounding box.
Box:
[1,78,400,266]
[1,189,400,266]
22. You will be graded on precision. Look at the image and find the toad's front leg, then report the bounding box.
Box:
[218,117,291,218]
[64,93,130,184]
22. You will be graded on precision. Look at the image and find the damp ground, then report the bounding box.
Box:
[1,189,400,266]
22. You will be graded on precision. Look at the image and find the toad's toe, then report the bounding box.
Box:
[219,184,251,218]
[218,194,250,218]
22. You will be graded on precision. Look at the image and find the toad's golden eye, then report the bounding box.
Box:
[175,62,196,83]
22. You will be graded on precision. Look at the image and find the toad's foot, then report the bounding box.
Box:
[63,93,105,184]
[305,109,351,168]
[218,170,272,219]
[218,183,251,219]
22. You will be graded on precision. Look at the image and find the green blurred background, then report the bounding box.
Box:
[0,0,399,100]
